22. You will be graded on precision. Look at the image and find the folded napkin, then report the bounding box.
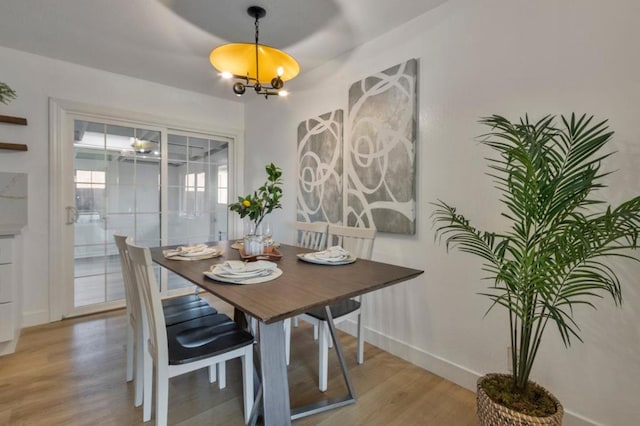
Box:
[310,246,351,261]
[210,260,277,277]
[163,244,219,260]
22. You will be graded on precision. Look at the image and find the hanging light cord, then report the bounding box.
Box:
[254,13,261,89]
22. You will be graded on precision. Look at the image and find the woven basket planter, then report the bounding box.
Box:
[477,374,563,426]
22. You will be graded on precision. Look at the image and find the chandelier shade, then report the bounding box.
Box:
[209,43,299,84]
[209,6,299,98]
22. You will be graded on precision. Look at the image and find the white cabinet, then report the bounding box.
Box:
[0,172,27,354]
[0,264,10,301]
[0,238,15,343]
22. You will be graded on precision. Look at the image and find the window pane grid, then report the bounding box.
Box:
[72,120,231,311]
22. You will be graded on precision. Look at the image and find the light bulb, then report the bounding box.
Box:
[271,76,283,90]
[277,66,284,77]
[233,82,246,96]
[278,90,288,97]
[221,71,233,79]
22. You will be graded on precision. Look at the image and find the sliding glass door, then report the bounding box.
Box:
[164,131,230,291]
[68,118,230,315]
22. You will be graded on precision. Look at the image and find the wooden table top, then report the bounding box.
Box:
[150,241,423,324]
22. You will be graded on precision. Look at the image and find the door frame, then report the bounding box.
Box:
[49,98,244,321]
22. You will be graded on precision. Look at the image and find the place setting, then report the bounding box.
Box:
[204,260,283,284]
[296,245,357,265]
[162,244,224,261]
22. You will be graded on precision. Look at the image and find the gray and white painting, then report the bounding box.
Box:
[347,59,417,234]
[296,110,343,224]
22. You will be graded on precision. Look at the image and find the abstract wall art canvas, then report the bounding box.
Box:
[296,110,343,224]
[347,59,418,234]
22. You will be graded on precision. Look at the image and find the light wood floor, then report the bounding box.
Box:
[0,297,477,425]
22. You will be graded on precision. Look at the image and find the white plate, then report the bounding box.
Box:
[204,268,283,284]
[296,253,357,265]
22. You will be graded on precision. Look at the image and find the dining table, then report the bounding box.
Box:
[150,240,424,426]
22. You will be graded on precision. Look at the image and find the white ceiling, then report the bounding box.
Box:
[0,0,446,101]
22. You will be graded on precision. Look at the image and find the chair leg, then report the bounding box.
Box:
[208,364,217,383]
[126,322,134,382]
[143,348,153,422]
[241,346,254,424]
[313,324,319,340]
[293,316,299,327]
[218,362,227,389]
[284,318,291,366]
[133,328,144,407]
[357,312,364,364]
[318,322,329,392]
[155,365,169,426]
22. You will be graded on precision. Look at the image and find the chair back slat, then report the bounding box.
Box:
[127,241,168,366]
[295,221,328,250]
[327,224,376,260]
[114,234,141,325]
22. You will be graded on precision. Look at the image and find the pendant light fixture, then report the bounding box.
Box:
[209,6,300,98]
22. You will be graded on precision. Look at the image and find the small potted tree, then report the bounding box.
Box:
[433,114,640,425]
[229,163,283,255]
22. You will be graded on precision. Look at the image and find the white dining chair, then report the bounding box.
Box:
[114,234,146,407]
[242,223,328,367]
[295,221,329,251]
[113,234,221,408]
[127,241,254,426]
[116,235,229,419]
[292,221,329,331]
[298,224,375,391]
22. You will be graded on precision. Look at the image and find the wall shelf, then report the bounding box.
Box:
[0,115,27,126]
[0,143,28,151]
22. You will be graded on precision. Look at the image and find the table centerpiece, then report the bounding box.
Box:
[229,163,283,255]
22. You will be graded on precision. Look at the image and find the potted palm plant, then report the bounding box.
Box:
[433,113,640,425]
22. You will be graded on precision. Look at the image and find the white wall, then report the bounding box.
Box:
[245,0,640,424]
[0,46,243,326]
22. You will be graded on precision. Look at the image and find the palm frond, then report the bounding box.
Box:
[433,113,640,391]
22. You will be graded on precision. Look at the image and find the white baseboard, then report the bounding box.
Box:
[337,320,600,426]
[0,310,49,357]
[22,309,50,328]
[0,339,18,356]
